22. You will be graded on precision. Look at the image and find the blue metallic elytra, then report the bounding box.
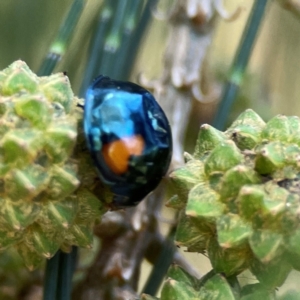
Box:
[84,76,172,208]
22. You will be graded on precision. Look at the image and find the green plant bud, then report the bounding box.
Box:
[160,278,197,300]
[14,95,52,129]
[250,257,292,288]
[255,142,286,174]
[240,283,276,300]
[0,61,106,268]
[219,165,261,200]
[44,120,77,163]
[238,185,266,220]
[208,239,252,276]
[198,273,236,300]
[166,264,198,288]
[262,183,289,216]
[261,114,291,142]
[169,159,205,204]
[217,214,252,248]
[170,109,300,289]
[69,224,94,248]
[204,141,243,176]
[249,230,284,263]
[186,184,224,219]
[47,165,79,199]
[225,109,265,151]
[226,125,261,150]
[40,72,74,113]
[1,129,43,167]
[0,200,41,230]
[16,243,44,270]
[5,164,49,201]
[228,109,266,130]
[175,214,208,253]
[239,183,292,232]
[25,223,61,258]
[194,124,227,159]
[1,61,38,95]
[39,198,77,230]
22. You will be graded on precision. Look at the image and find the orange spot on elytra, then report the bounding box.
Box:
[102,135,145,175]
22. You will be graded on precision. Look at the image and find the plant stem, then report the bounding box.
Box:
[40,4,84,298]
[56,247,78,300]
[38,0,85,76]
[112,0,145,80]
[120,0,158,80]
[142,227,176,296]
[79,0,114,96]
[43,251,60,300]
[98,0,130,77]
[80,0,156,92]
[212,0,268,130]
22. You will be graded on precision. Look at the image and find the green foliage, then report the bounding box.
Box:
[145,265,240,300]
[0,61,106,269]
[167,109,300,294]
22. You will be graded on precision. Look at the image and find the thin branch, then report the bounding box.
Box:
[38,0,85,76]
[43,251,60,300]
[212,0,269,130]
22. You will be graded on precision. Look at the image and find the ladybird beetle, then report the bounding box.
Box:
[84,76,172,208]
